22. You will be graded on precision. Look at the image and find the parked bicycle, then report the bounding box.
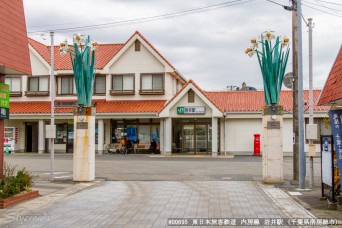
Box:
[105,144,125,154]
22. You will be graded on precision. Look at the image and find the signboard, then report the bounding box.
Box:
[0,107,9,119]
[76,122,88,129]
[322,137,332,186]
[177,106,205,115]
[267,121,280,129]
[0,83,10,108]
[328,110,342,188]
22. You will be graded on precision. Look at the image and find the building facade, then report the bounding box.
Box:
[4,31,330,155]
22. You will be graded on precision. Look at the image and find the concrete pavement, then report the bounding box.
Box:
[0,154,340,227]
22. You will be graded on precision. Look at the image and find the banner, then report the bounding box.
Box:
[328,110,342,187]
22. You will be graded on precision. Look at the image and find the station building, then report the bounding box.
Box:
[4,31,330,155]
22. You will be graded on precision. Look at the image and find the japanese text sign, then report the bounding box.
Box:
[328,110,342,187]
[0,83,10,108]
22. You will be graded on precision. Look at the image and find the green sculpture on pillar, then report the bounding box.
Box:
[60,34,97,106]
[245,30,290,105]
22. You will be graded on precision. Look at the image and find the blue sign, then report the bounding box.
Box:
[126,127,137,141]
[324,137,329,152]
[328,110,342,187]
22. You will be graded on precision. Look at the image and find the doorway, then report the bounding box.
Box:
[25,122,38,152]
[172,119,212,154]
[67,124,74,153]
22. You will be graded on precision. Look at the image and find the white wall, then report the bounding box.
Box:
[225,118,262,155]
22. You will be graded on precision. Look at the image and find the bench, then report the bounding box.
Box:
[135,144,150,154]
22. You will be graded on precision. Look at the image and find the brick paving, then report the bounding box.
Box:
[1,181,314,227]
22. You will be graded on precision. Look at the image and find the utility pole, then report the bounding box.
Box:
[308,18,314,188]
[297,0,306,189]
[292,0,299,181]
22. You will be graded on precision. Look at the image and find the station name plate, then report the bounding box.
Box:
[267,121,280,129]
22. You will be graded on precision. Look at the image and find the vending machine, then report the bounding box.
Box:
[3,127,19,151]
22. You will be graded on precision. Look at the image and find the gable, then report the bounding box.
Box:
[109,40,164,73]
[159,82,222,117]
[29,50,50,75]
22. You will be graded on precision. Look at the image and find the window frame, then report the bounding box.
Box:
[4,76,22,97]
[56,75,75,96]
[26,76,50,96]
[93,75,106,96]
[139,73,165,95]
[110,74,135,95]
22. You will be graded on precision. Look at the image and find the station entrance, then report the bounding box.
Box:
[172,118,212,154]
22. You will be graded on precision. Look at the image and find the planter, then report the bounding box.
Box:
[0,190,39,208]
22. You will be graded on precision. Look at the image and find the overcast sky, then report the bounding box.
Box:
[23,0,342,91]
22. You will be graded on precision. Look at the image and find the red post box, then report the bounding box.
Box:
[253,134,261,156]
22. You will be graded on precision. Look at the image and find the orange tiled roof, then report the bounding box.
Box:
[205,90,330,112]
[9,100,167,114]
[317,46,342,106]
[0,0,31,75]
[28,38,124,70]
[28,31,178,72]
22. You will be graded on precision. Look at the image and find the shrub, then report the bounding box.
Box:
[0,163,33,199]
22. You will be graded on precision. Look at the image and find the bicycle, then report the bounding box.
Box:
[105,144,125,154]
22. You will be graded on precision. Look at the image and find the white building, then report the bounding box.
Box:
[4,31,330,155]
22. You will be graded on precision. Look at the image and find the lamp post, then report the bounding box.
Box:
[60,34,97,181]
[245,30,290,183]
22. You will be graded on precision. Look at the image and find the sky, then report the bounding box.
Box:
[23,0,342,91]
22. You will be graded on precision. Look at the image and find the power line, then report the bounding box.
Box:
[315,0,342,6]
[304,0,342,15]
[302,2,342,17]
[28,0,254,34]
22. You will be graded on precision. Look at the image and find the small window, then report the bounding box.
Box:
[188,89,195,103]
[57,76,74,95]
[135,40,141,51]
[94,75,105,95]
[26,76,49,96]
[5,76,22,97]
[110,74,135,95]
[140,74,164,95]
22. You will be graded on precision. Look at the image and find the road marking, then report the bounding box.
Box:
[41,172,69,175]
[288,191,302,196]
[54,175,73,179]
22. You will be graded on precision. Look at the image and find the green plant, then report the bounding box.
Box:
[0,167,33,199]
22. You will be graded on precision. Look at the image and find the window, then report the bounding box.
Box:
[5,76,21,96]
[111,74,134,95]
[140,74,164,94]
[55,124,67,144]
[188,89,195,103]
[26,76,49,96]
[135,40,141,51]
[57,76,74,95]
[94,75,105,95]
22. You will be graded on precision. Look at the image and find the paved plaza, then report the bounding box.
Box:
[0,154,340,227]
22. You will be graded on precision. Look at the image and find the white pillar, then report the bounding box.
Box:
[38,120,45,155]
[262,113,283,183]
[220,118,225,154]
[212,117,218,157]
[73,107,95,182]
[159,119,164,155]
[97,119,104,155]
[165,117,172,156]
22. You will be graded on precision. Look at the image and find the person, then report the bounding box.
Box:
[125,136,133,154]
[149,139,157,154]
